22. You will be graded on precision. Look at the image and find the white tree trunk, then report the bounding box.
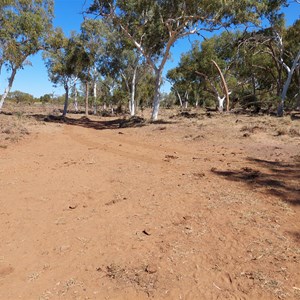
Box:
[0,68,17,111]
[93,80,97,115]
[176,90,183,107]
[130,66,137,117]
[195,92,199,107]
[85,81,89,116]
[151,69,163,121]
[120,73,132,114]
[73,84,78,112]
[278,49,300,116]
[296,69,300,110]
[218,95,226,112]
[184,90,189,109]
[63,84,69,116]
[212,60,230,112]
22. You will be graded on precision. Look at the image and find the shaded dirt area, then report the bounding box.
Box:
[0,105,300,299]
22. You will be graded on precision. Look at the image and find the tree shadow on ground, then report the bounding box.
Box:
[286,231,300,244]
[291,112,300,120]
[31,114,175,130]
[0,111,14,116]
[211,157,300,206]
[32,114,148,130]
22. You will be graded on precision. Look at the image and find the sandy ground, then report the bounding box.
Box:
[0,106,299,299]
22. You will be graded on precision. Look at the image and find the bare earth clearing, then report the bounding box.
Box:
[0,105,299,299]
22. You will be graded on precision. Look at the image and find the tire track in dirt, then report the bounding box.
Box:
[63,124,208,181]
[64,125,167,166]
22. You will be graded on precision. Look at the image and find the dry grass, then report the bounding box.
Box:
[0,114,31,146]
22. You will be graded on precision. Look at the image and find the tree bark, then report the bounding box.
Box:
[217,95,226,112]
[62,84,69,116]
[296,68,300,110]
[194,92,199,107]
[130,66,137,117]
[212,60,230,112]
[277,49,300,117]
[176,90,183,107]
[73,84,78,112]
[0,67,17,111]
[85,81,89,116]
[93,80,97,114]
[184,90,189,109]
[151,69,163,121]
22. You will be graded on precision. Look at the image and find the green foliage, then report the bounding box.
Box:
[80,19,110,81]
[283,20,300,105]
[167,31,241,106]
[236,19,300,110]
[0,0,54,71]
[89,0,287,60]
[7,90,36,103]
[161,92,177,108]
[0,0,54,110]
[44,30,91,89]
[284,19,300,59]
[39,93,52,103]
[135,72,156,108]
[167,7,300,111]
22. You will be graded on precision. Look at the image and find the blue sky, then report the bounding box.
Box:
[1,0,299,98]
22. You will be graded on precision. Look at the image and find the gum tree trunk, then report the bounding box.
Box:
[93,80,97,114]
[151,69,163,121]
[184,90,189,109]
[217,95,226,112]
[0,68,17,111]
[277,49,300,116]
[176,90,183,107]
[130,66,138,116]
[212,60,230,112]
[62,84,69,116]
[73,84,78,112]
[85,81,89,116]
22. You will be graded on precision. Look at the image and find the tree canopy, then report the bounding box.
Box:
[89,0,288,119]
[167,17,300,113]
[0,0,54,110]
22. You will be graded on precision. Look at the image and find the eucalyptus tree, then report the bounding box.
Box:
[70,83,79,112]
[168,32,238,111]
[98,75,119,112]
[80,19,110,114]
[135,71,156,111]
[88,0,287,120]
[0,0,54,111]
[167,63,196,108]
[101,44,140,116]
[117,49,142,116]
[277,20,300,115]
[285,19,300,110]
[44,30,91,116]
[237,17,300,115]
[99,32,151,116]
